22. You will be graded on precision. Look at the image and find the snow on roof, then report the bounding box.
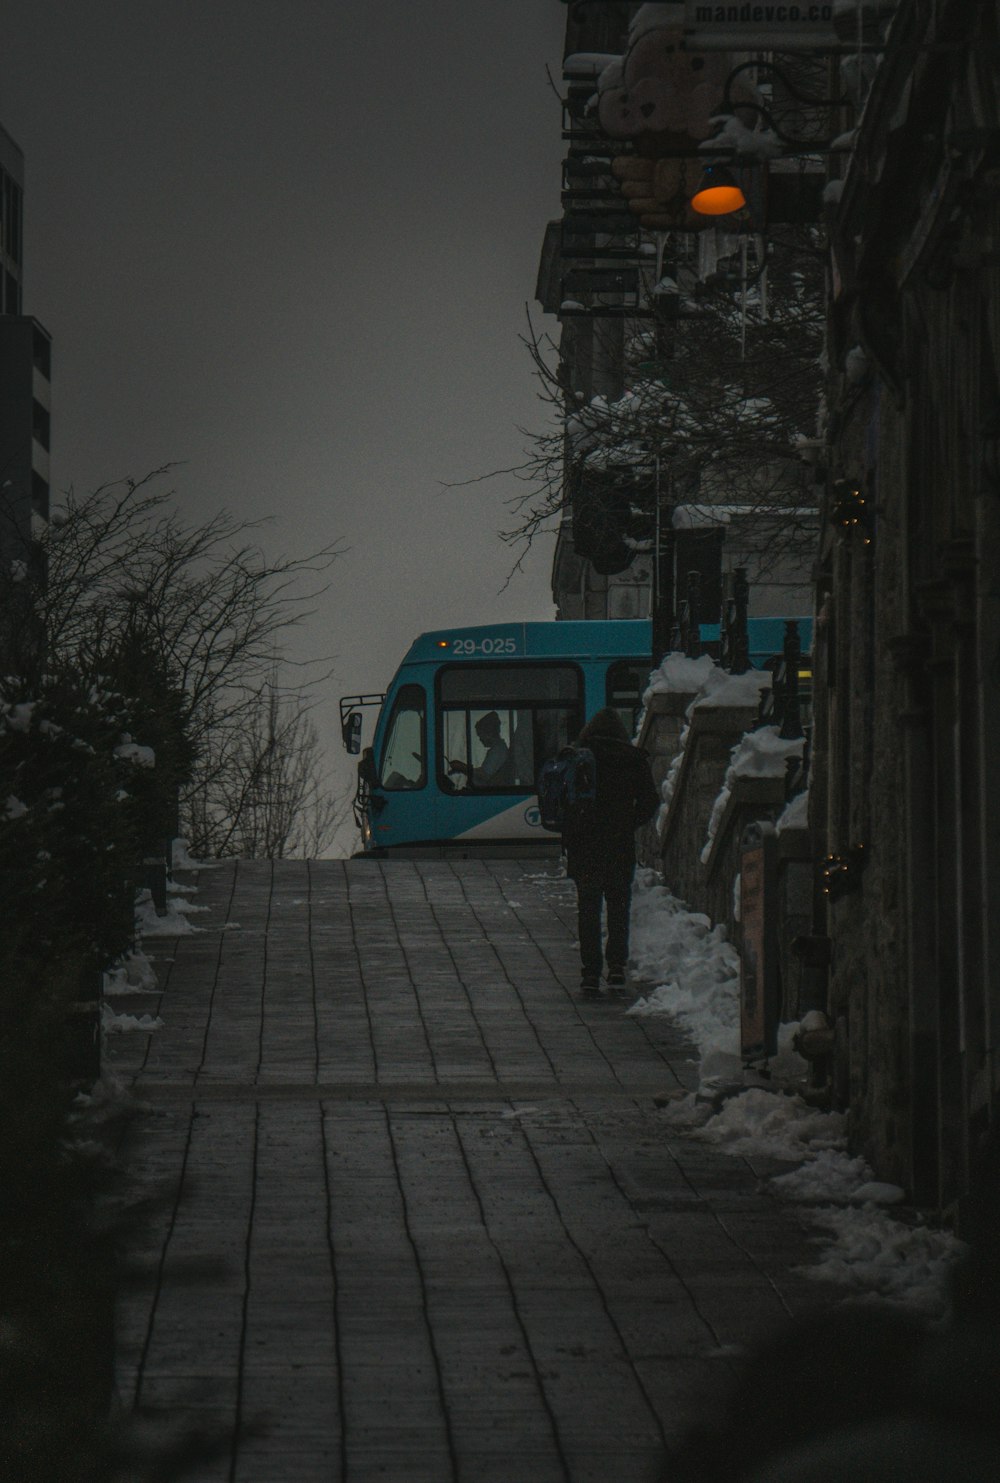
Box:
[672,502,820,528]
[694,669,767,710]
[702,114,783,161]
[563,52,623,77]
[597,56,625,91]
[673,503,733,529]
[644,651,716,701]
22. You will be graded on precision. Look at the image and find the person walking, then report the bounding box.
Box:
[564,707,659,996]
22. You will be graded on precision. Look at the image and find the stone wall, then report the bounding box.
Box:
[701,775,786,935]
[637,683,817,1060]
[657,703,759,911]
[817,380,916,1191]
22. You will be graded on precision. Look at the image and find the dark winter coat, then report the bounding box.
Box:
[564,733,659,885]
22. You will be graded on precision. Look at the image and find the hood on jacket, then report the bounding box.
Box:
[578,707,631,745]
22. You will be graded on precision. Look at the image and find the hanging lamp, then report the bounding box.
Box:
[690,165,747,216]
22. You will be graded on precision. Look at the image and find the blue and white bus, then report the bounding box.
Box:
[341,618,809,858]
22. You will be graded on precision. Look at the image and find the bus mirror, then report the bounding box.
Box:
[358,747,378,786]
[342,710,363,754]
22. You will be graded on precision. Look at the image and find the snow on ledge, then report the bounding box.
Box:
[701,725,803,862]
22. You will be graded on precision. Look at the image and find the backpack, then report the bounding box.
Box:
[536,745,597,836]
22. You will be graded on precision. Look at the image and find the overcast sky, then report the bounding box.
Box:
[1,0,567,851]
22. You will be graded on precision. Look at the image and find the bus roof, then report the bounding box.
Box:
[401,617,812,667]
[401,620,651,665]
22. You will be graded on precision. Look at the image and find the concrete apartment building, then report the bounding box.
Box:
[0,122,51,605]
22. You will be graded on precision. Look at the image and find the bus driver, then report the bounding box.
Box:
[448,711,510,787]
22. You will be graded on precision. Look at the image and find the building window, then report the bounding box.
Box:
[31,470,49,520]
[3,174,22,264]
[379,684,426,790]
[438,664,582,792]
[32,400,50,450]
[32,331,51,380]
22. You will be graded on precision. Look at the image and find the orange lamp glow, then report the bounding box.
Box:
[690,166,747,217]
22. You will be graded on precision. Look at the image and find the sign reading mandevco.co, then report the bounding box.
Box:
[739,822,779,1061]
[684,1,839,50]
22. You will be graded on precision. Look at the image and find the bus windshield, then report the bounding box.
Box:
[379,684,426,790]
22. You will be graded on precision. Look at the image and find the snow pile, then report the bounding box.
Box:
[627,871,966,1313]
[135,889,206,937]
[695,669,768,711]
[687,1087,848,1161]
[171,837,215,871]
[102,1006,163,1034]
[770,1148,874,1203]
[4,700,36,732]
[113,735,155,767]
[701,725,803,862]
[103,948,158,996]
[627,871,740,1058]
[804,1205,965,1315]
[647,650,763,715]
[643,651,716,702]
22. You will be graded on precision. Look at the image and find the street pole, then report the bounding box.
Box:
[651,458,673,669]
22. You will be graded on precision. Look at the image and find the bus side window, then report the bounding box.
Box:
[510,710,534,785]
[606,659,646,738]
[379,684,426,790]
[533,709,574,777]
[443,709,470,789]
[438,664,582,793]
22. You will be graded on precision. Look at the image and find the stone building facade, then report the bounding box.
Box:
[815,0,1000,1211]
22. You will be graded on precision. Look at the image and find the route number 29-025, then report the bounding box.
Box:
[451,637,518,656]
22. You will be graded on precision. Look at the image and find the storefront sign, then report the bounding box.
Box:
[684,2,839,50]
[740,826,779,1060]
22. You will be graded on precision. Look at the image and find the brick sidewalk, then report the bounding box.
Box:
[109,859,838,1483]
